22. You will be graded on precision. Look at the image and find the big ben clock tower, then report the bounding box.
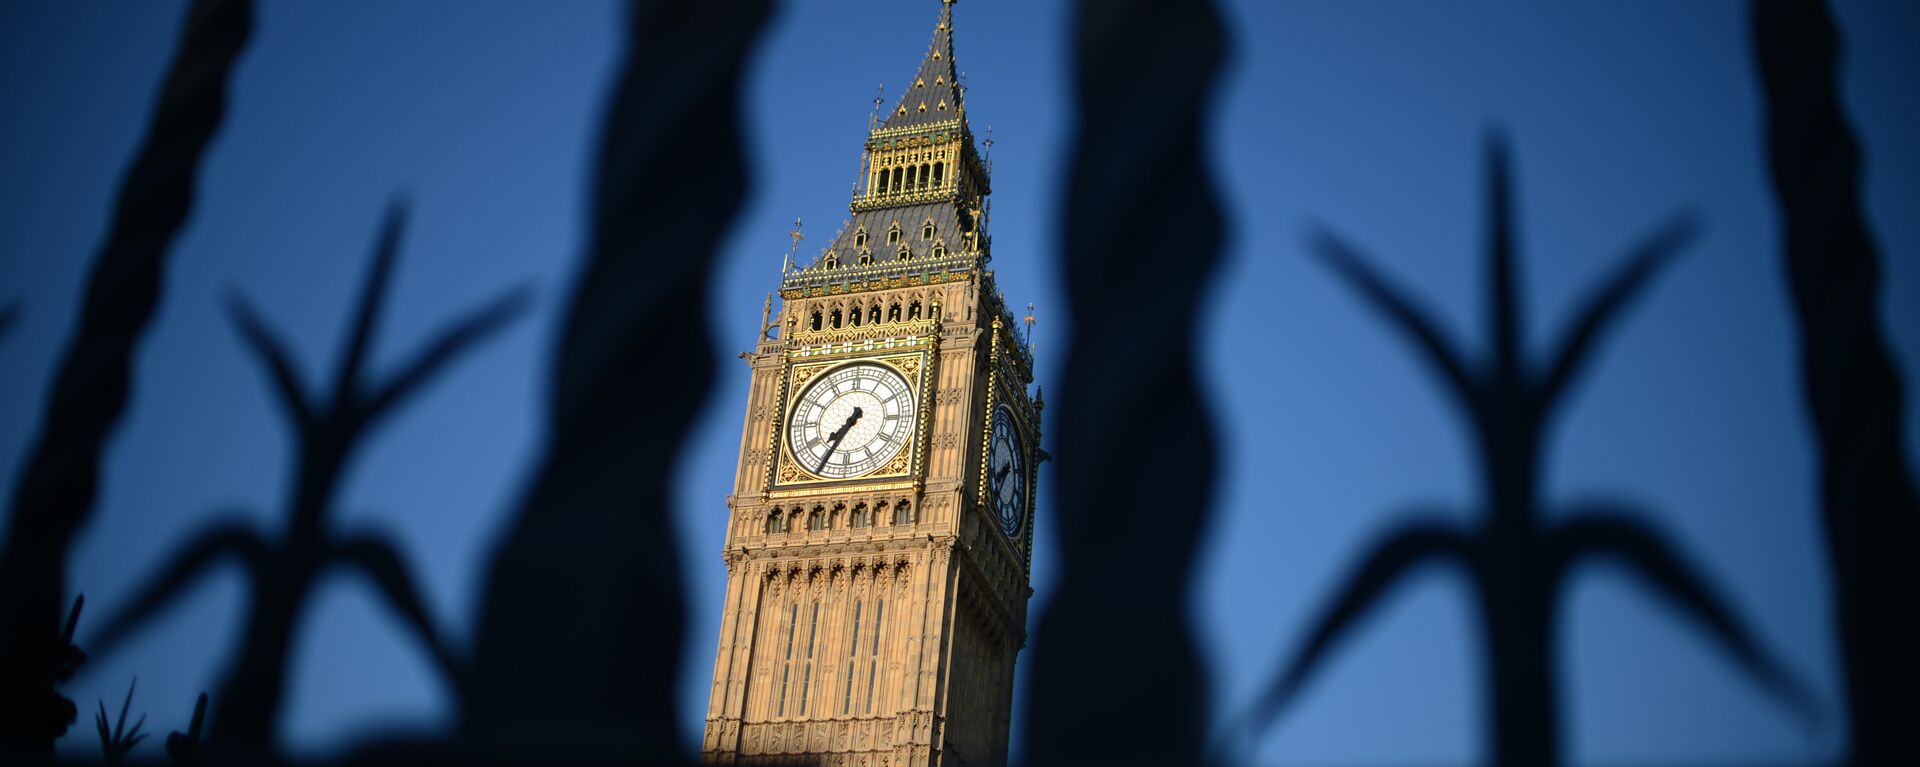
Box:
[701,2,1039,765]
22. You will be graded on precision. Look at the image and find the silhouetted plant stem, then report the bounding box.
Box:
[89,203,527,757]
[1752,2,1920,763]
[0,1,250,760]
[463,0,769,761]
[1021,1,1228,765]
[95,677,148,764]
[1225,135,1816,767]
[164,692,208,764]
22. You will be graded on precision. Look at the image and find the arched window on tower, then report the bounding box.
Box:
[854,229,868,248]
[891,166,903,193]
[908,301,921,321]
[865,597,886,713]
[922,221,935,240]
[919,163,931,189]
[829,309,842,329]
[842,599,864,714]
[892,501,913,526]
[766,507,785,534]
[850,503,869,528]
[898,246,911,261]
[931,241,946,259]
[932,162,945,187]
[809,311,822,331]
[797,601,821,714]
[808,508,826,531]
[887,224,901,245]
[888,303,901,322]
[776,603,799,716]
[850,307,862,327]
[868,304,881,324]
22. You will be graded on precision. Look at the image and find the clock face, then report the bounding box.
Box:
[787,362,917,480]
[987,404,1027,539]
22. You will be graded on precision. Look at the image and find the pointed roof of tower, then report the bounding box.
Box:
[783,0,989,294]
[882,0,965,131]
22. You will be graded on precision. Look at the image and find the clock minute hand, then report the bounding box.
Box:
[815,407,864,474]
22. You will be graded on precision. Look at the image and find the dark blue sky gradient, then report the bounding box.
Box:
[3,2,1917,763]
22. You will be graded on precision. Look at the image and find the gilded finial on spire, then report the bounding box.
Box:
[1024,302,1036,357]
[784,217,803,274]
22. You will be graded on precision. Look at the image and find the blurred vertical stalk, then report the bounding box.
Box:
[0,0,250,760]
[463,0,770,761]
[1021,1,1228,765]
[1752,1,1920,763]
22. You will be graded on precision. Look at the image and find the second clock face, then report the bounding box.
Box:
[987,404,1027,539]
[788,362,917,480]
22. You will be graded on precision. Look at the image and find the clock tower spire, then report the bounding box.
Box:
[702,3,1039,765]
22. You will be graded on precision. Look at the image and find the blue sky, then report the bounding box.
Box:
[3,1,1917,763]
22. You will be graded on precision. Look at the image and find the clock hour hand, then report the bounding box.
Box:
[815,407,864,474]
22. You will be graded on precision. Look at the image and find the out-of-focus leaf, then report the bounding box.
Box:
[360,284,532,423]
[226,296,313,428]
[1537,215,1696,409]
[1551,504,1820,724]
[333,201,407,401]
[1228,519,1475,756]
[328,532,467,692]
[88,519,267,660]
[1309,227,1477,411]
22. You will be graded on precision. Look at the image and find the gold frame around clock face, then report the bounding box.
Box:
[774,352,929,487]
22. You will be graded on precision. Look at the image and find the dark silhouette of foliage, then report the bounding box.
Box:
[1021,1,1228,765]
[1752,1,1920,763]
[87,202,528,757]
[461,0,770,761]
[56,595,86,683]
[1224,135,1817,766]
[39,595,90,753]
[0,1,250,760]
[164,692,208,765]
[94,677,148,764]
